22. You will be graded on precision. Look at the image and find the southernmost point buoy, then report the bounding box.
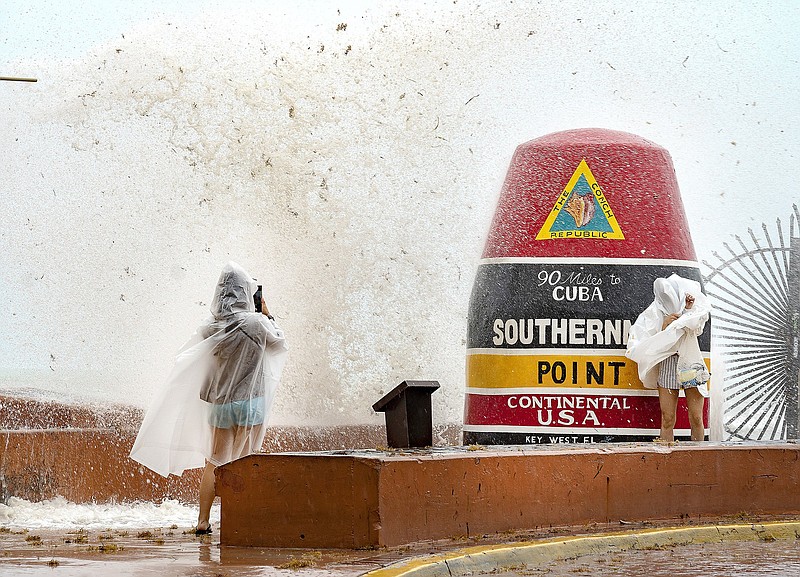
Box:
[464,128,710,445]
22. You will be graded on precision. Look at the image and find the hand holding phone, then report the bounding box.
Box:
[254,285,263,313]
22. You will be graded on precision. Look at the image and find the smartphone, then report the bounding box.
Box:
[254,285,263,313]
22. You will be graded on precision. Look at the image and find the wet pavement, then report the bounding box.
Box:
[1,516,798,577]
[492,539,800,577]
[0,525,376,577]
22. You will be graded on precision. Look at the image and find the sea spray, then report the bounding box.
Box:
[1,2,797,429]
[0,4,500,426]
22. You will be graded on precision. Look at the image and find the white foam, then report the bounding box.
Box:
[0,496,219,530]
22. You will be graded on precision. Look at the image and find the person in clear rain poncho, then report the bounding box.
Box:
[130,262,288,533]
[626,274,711,442]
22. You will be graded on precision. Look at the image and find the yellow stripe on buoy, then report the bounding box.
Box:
[467,351,639,389]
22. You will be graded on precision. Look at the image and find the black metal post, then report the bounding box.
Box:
[372,380,440,448]
[787,236,800,439]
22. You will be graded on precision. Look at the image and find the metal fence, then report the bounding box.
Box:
[703,204,800,440]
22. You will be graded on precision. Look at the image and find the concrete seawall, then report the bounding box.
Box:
[0,395,458,502]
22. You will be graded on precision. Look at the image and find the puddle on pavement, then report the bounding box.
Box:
[0,526,377,577]
[3,519,798,577]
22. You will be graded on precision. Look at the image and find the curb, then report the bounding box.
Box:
[364,521,800,577]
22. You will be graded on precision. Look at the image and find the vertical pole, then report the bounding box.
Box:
[787,236,800,439]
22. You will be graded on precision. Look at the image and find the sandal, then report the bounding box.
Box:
[194,524,212,535]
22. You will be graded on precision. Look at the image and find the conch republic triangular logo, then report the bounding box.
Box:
[536,159,625,240]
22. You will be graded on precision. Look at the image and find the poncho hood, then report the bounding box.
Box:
[211,261,259,318]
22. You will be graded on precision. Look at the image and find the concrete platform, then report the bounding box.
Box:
[215,442,800,548]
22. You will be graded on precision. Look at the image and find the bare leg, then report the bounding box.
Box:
[197,427,234,531]
[685,387,706,441]
[657,387,679,442]
[197,461,215,531]
[232,425,256,457]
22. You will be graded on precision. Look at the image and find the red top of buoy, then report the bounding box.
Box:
[483,128,697,260]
